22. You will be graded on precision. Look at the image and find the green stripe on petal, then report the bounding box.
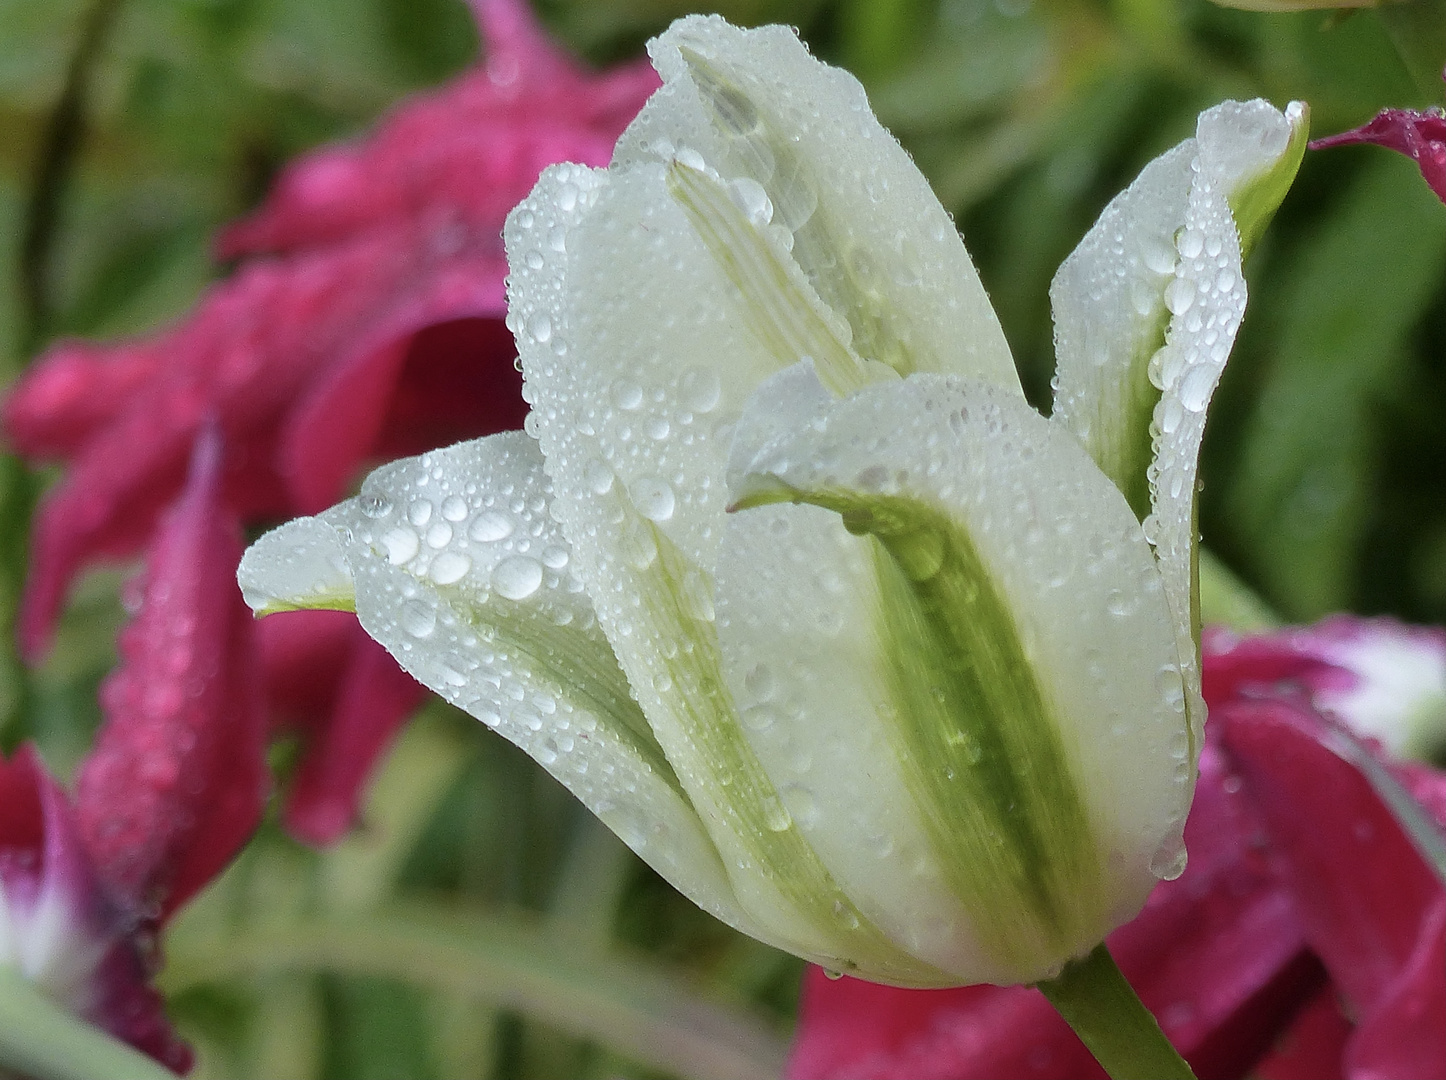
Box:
[665,157,885,396]
[1050,99,1308,769]
[729,375,1193,982]
[616,17,1021,393]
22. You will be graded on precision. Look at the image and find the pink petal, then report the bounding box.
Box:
[258,610,428,846]
[1253,988,1351,1080]
[1311,107,1446,204]
[787,739,1313,1080]
[2,339,164,460]
[281,632,427,845]
[1216,697,1445,1016]
[0,747,192,1073]
[75,429,268,921]
[1344,897,1445,1080]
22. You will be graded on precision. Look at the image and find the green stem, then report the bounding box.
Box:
[1035,943,1196,1080]
[0,967,180,1080]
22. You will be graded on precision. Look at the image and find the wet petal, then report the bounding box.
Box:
[728,375,1191,983]
[241,433,765,938]
[1312,108,1446,205]
[76,430,268,920]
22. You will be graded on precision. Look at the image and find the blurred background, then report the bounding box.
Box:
[0,0,1443,1076]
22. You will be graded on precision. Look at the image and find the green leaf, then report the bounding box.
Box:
[161,907,789,1080]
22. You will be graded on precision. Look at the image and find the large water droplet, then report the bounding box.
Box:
[493,555,543,600]
[381,527,420,565]
[1178,364,1215,413]
[360,493,393,518]
[469,511,515,543]
[1164,277,1196,316]
[631,477,675,522]
[1176,228,1205,260]
[429,551,472,585]
[585,459,615,495]
[681,368,722,413]
[528,312,553,344]
[426,521,454,548]
[400,600,436,639]
[441,495,469,522]
[612,379,644,410]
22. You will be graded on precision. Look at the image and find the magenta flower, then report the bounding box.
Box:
[0,429,270,1073]
[788,622,1446,1080]
[2,0,657,662]
[256,609,427,845]
[1310,82,1446,205]
[0,746,193,1073]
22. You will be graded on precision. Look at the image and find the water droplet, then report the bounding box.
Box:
[728,176,773,226]
[525,249,544,270]
[381,527,420,565]
[528,312,553,343]
[1164,277,1196,316]
[542,544,570,569]
[360,493,393,518]
[585,459,615,495]
[1150,837,1187,880]
[426,521,454,548]
[400,600,436,639]
[469,511,515,543]
[408,499,433,527]
[441,495,469,522]
[1178,364,1215,413]
[429,551,472,585]
[612,379,644,410]
[681,368,722,413]
[1176,228,1205,260]
[744,663,776,700]
[493,555,543,600]
[762,796,793,831]
[631,477,675,522]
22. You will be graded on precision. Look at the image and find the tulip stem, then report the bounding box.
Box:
[1035,942,1196,1080]
[0,967,180,1080]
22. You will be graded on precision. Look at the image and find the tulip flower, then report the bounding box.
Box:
[787,623,1446,1080]
[239,15,1307,1072]
[0,429,270,1078]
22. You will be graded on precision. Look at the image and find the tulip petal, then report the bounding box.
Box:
[1051,99,1307,765]
[727,375,1192,983]
[240,433,767,940]
[614,17,1020,391]
[507,162,946,977]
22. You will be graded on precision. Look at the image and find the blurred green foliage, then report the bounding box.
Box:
[1,0,1444,1076]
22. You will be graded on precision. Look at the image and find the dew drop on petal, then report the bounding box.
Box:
[381,527,420,565]
[469,511,515,543]
[585,459,615,495]
[631,477,675,522]
[400,600,436,639]
[441,495,468,522]
[429,551,472,585]
[1164,277,1196,316]
[493,555,543,600]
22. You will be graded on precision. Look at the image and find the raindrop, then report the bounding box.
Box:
[631,477,676,522]
[527,312,553,344]
[493,555,543,600]
[469,511,515,543]
[381,527,420,565]
[426,521,454,548]
[585,459,615,495]
[429,551,472,585]
[612,379,644,410]
[408,499,434,527]
[400,600,436,639]
[1176,228,1205,260]
[681,368,722,413]
[441,495,469,522]
[360,493,393,518]
[1178,365,1215,413]
[1163,277,1196,316]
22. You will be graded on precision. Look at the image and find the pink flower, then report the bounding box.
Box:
[256,609,427,845]
[0,746,193,1073]
[1310,82,1446,205]
[2,0,657,662]
[0,429,268,1073]
[788,622,1446,1080]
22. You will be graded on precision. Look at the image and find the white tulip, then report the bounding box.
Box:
[239,16,1307,987]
